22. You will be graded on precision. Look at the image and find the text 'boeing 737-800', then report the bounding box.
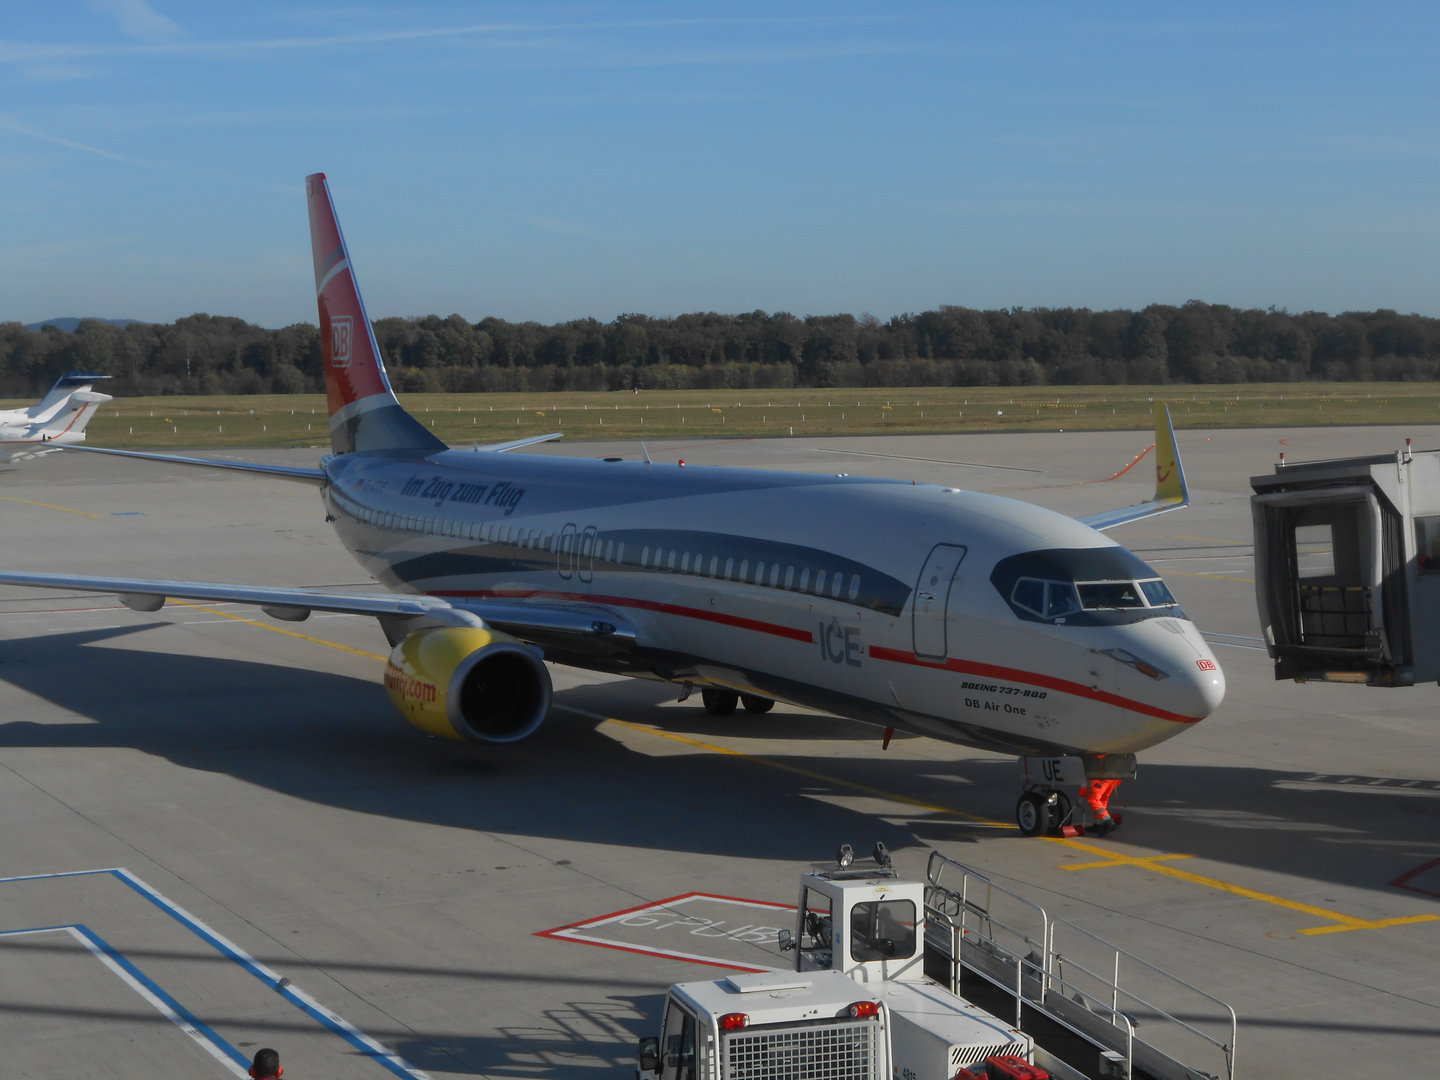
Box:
[0,175,1224,837]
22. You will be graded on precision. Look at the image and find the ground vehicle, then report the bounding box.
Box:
[637,850,1236,1080]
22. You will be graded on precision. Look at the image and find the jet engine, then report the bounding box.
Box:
[384,626,552,743]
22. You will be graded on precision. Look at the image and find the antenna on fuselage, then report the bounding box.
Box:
[640,442,652,465]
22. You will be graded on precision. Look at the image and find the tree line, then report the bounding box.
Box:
[4,301,1440,397]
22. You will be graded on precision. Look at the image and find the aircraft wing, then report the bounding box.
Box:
[1076,403,1189,531]
[0,571,636,646]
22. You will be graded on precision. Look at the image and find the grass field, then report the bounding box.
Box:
[10,383,1440,449]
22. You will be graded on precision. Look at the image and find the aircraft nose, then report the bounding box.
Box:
[1121,621,1226,720]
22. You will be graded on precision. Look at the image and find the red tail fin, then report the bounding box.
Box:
[305,173,443,455]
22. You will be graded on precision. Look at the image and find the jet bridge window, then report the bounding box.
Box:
[850,899,917,962]
[1417,516,1440,573]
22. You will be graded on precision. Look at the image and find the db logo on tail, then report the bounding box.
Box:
[330,316,353,369]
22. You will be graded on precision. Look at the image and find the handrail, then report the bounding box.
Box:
[1051,918,1237,1080]
[926,851,1237,1080]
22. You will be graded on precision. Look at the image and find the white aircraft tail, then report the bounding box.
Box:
[27,371,112,424]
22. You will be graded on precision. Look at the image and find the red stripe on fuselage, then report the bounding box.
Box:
[431,586,1201,723]
[868,644,1201,723]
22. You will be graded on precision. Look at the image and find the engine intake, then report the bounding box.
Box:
[385,626,552,744]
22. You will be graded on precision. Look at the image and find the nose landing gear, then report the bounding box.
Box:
[1016,755,1135,838]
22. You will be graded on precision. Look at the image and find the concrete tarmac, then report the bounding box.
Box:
[1,424,1438,1078]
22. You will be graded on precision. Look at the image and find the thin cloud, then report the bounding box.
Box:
[0,115,143,164]
[86,0,185,43]
[0,15,894,65]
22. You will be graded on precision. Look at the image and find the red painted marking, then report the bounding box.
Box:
[436,588,816,644]
[868,645,1202,724]
[535,891,796,974]
[1391,857,1440,900]
[1196,658,1217,671]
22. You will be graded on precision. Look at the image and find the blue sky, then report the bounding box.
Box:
[3,3,1439,327]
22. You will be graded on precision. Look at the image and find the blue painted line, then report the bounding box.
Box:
[0,868,428,1080]
[0,922,247,1070]
[111,512,145,517]
[72,924,251,1068]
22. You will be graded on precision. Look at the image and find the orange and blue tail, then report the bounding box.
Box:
[305,173,444,456]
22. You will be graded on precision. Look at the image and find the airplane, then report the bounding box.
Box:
[0,371,113,463]
[0,174,1225,838]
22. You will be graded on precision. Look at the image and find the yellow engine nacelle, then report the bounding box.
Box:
[384,626,552,744]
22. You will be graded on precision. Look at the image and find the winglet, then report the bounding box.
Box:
[1152,402,1187,508]
[1076,403,1190,532]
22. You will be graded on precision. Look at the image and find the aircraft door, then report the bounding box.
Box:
[558,523,577,580]
[578,526,598,584]
[912,543,967,659]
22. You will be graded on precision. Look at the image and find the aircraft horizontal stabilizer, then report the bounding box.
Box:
[474,432,564,453]
[57,445,328,483]
[1076,403,1189,531]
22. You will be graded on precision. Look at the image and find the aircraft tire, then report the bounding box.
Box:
[740,694,774,714]
[1049,791,1073,835]
[1016,792,1051,837]
[701,689,740,716]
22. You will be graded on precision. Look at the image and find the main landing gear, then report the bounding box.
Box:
[1015,755,1136,838]
[700,689,776,716]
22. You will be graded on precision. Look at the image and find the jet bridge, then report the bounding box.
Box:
[1250,443,1440,686]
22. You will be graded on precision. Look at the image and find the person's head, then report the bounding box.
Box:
[250,1048,281,1079]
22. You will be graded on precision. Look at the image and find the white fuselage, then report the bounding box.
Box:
[0,388,110,464]
[319,449,1225,758]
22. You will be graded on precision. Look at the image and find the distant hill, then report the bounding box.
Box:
[23,317,146,333]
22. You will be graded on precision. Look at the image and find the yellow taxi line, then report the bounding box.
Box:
[563,709,1012,827]
[0,495,102,518]
[169,601,389,661]
[146,617,1435,937]
[1051,838,1438,934]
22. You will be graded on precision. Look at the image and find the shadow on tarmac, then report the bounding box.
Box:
[3,625,1439,893]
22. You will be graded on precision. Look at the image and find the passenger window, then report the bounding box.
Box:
[831,574,843,598]
[774,565,784,588]
[709,555,719,577]
[848,575,861,601]
[616,543,624,564]
[815,570,827,595]
[784,566,795,590]
[1011,577,1046,616]
[738,560,748,582]
[681,553,691,573]
[755,561,765,584]
[725,557,734,580]
[1046,582,1080,618]
[641,546,650,567]
[605,540,614,563]
[798,568,810,592]
[667,550,677,570]
[1138,579,1177,607]
[849,899,917,962]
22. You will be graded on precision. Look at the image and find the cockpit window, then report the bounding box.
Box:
[1078,582,1145,609]
[1011,578,1046,616]
[1046,582,1081,618]
[991,548,1185,627]
[1139,579,1177,607]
